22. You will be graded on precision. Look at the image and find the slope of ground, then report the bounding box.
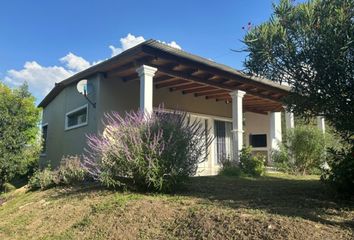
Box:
[0,173,353,240]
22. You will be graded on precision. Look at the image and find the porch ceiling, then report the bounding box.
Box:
[104,55,287,115]
[39,40,290,114]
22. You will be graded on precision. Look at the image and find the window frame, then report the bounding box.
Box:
[214,119,233,164]
[40,123,48,156]
[249,133,267,148]
[65,104,89,131]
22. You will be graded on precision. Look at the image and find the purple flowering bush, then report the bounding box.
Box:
[83,109,212,192]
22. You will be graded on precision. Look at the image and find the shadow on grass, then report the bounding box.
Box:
[179,175,354,231]
[44,174,354,232]
[47,182,107,201]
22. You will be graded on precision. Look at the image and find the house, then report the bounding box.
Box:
[38,39,325,175]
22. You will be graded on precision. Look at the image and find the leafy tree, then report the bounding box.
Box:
[243,0,354,143]
[0,82,41,188]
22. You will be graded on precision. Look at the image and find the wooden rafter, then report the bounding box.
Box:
[182,86,214,94]
[195,89,228,97]
[205,93,230,100]
[153,66,283,102]
[207,75,220,81]
[154,75,176,83]
[143,47,289,93]
[170,83,202,92]
[106,56,154,79]
[216,97,231,102]
[155,79,187,89]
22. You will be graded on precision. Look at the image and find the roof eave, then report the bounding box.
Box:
[38,39,291,108]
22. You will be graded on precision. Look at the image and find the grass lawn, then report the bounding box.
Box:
[0,173,353,239]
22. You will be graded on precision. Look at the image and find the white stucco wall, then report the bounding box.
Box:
[244,112,270,150]
[244,112,273,164]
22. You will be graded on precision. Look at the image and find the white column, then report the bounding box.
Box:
[317,116,325,134]
[285,111,295,129]
[136,65,157,115]
[229,90,246,163]
[284,109,295,163]
[269,112,282,156]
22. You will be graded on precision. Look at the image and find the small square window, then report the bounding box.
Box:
[249,134,267,148]
[65,105,88,130]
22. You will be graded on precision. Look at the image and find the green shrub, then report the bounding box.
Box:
[240,147,265,177]
[218,157,242,177]
[273,125,326,175]
[28,156,88,190]
[3,183,16,193]
[58,155,87,185]
[321,148,354,198]
[28,167,57,190]
[219,166,242,177]
[272,145,293,173]
[83,109,212,192]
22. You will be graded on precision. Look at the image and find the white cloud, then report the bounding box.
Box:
[2,34,182,102]
[60,52,91,72]
[4,61,74,99]
[109,33,182,57]
[109,33,145,57]
[3,52,94,101]
[159,40,182,50]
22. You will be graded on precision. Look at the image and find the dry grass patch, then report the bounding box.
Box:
[0,173,353,240]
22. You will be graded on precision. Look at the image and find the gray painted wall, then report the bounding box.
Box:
[97,77,140,132]
[40,74,100,167]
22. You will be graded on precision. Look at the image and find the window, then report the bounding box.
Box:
[249,134,267,148]
[214,120,233,163]
[41,124,48,154]
[65,105,88,130]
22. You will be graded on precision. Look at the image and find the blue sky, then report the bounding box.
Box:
[0,0,296,103]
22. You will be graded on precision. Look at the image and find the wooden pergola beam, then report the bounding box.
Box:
[214,97,282,108]
[194,89,227,97]
[106,63,135,79]
[106,56,154,79]
[152,66,283,102]
[143,47,289,94]
[154,75,177,83]
[170,83,202,92]
[244,103,281,108]
[207,75,220,81]
[191,69,204,76]
[216,97,231,102]
[155,66,231,90]
[155,79,188,89]
[205,93,230,100]
[182,86,214,94]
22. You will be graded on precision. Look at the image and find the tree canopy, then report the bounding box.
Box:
[243,0,354,142]
[0,82,41,187]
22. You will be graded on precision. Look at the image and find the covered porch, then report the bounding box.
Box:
[116,41,296,175]
[135,63,293,175]
[89,40,303,175]
[93,41,299,175]
[136,64,294,175]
